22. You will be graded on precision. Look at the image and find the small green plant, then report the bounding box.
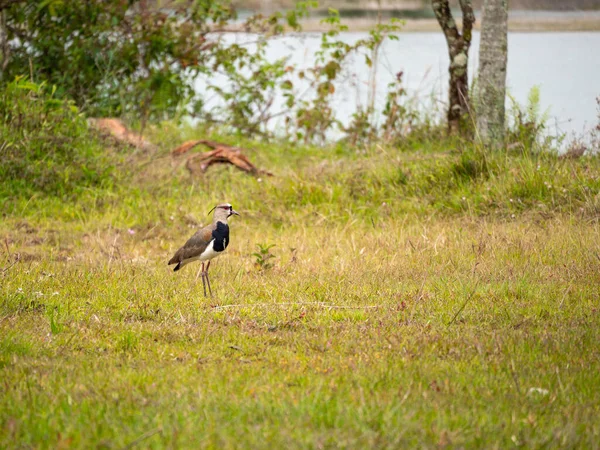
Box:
[342,107,378,147]
[253,244,276,271]
[381,71,427,144]
[47,307,63,335]
[117,331,139,353]
[507,86,558,153]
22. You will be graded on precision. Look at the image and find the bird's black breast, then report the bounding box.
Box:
[211,222,229,252]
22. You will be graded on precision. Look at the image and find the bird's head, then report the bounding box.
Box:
[209,203,240,221]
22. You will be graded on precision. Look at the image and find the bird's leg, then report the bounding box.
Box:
[195,263,203,282]
[205,261,213,297]
[197,262,207,297]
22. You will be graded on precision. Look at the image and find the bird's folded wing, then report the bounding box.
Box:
[168,227,213,264]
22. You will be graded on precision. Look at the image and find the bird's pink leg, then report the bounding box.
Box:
[195,262,204,282]
[196,262,207,297]
[205,261,213,297]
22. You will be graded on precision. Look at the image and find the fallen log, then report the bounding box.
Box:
[171,140,273,177]
[88,118,156,151]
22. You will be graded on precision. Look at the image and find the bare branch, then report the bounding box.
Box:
[171,140,273,177]
[211,302,380,311]
[1,253,20,275]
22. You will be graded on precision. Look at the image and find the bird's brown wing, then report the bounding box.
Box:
[168,225,214,266]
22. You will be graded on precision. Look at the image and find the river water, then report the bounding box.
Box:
[195,31,600,141]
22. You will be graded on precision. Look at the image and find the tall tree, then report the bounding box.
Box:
[432,0,475,135]
[476,0,508,147]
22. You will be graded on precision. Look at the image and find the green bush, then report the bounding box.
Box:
[0,78,113,198]
[0,0,311,125]
[0,1,405,143]
[0,1,238,120]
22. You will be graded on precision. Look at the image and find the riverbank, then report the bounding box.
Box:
[298,13,600,32]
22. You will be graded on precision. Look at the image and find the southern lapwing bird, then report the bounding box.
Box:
[168,203,240,296]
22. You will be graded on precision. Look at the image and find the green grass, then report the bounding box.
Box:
[1,124,600,448]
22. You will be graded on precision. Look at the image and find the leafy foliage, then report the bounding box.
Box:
[507,86,558,153]
[0,1,408,145]
[253,243,276,271]
[0,1,573,152]
[0,0,307,122]
[286,12,403,144]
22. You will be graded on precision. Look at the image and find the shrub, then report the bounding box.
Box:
[506,86,560,154]
[0,78,113,198]
[0,0,310,125]
[0,1,404,143]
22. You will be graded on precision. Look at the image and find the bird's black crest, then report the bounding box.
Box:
[211,222,229,252]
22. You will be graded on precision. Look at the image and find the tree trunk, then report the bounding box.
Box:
[0,9,8,79]
[432,0,475,135]
[476,0,508,147]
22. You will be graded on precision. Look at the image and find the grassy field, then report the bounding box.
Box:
[1,126,600,448]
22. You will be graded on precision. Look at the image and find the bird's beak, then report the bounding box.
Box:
[231,209,240,217]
